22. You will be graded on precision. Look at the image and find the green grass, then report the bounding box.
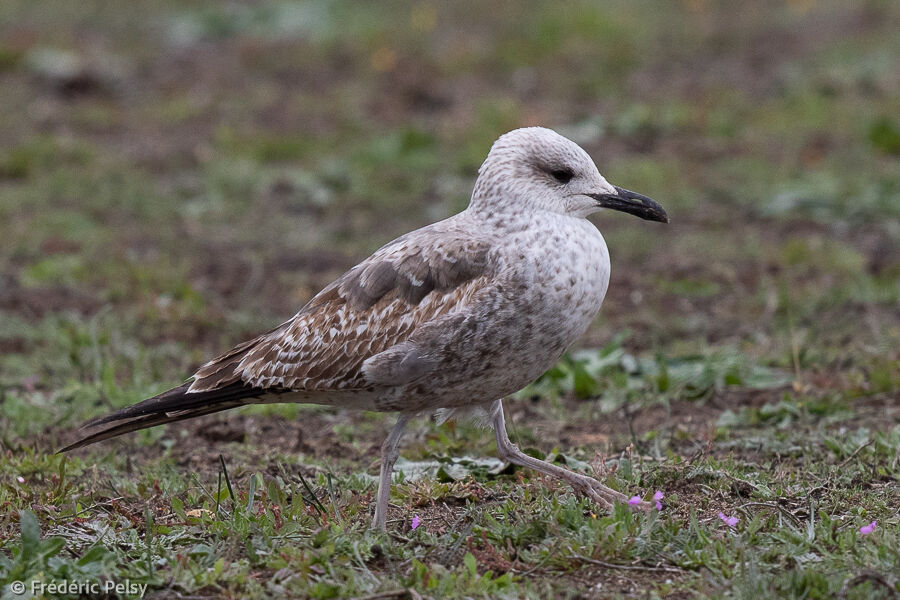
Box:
[1,0,898,598]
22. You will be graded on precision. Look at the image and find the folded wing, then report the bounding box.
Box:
[62,224,494,451]
[191,227,493,393]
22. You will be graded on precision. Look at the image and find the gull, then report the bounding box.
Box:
[62,127,668,529]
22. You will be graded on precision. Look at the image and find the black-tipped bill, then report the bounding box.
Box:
[588,186,668,223]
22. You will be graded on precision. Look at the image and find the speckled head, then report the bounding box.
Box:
[469,127,668,223]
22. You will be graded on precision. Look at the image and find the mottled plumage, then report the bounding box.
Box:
[190,229,492,398]
[62,127,668,529]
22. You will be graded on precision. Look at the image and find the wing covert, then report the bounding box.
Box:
[189,226,492,394]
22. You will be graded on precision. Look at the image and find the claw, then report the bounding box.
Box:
[567,473,638,511]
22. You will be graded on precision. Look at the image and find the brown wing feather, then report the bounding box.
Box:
[189,228,492,394]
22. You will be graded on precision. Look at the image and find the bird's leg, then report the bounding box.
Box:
[372,413,410,530]
[489,399,647,511]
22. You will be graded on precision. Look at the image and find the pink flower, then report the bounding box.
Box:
[627,495,643,506]
[411,514,421,531]
[653,490,664,511]
[859,521,876,536]
[16,476,25,484]
[718,512,738,528]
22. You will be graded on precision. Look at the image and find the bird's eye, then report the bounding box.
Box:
[550,168,574,184]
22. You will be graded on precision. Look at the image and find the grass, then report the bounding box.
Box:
[0,0,898,598]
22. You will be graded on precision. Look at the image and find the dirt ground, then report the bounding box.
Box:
[1,1,898,599]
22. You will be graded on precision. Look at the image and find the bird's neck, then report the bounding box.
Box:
[467,178,518,216]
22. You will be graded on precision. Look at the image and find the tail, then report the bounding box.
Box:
[59,382,275,452]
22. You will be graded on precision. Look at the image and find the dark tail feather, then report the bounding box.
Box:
[59,382,270,453]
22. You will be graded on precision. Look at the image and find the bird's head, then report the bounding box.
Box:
[470,127,668,223]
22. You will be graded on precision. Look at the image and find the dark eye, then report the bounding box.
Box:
[550,168,574,184]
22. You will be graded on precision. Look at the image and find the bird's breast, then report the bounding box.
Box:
[508,215,610,321]
[491,215,610,367]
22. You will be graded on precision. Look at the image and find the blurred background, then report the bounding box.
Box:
[0,1,898,596]
[1,1,896,420]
